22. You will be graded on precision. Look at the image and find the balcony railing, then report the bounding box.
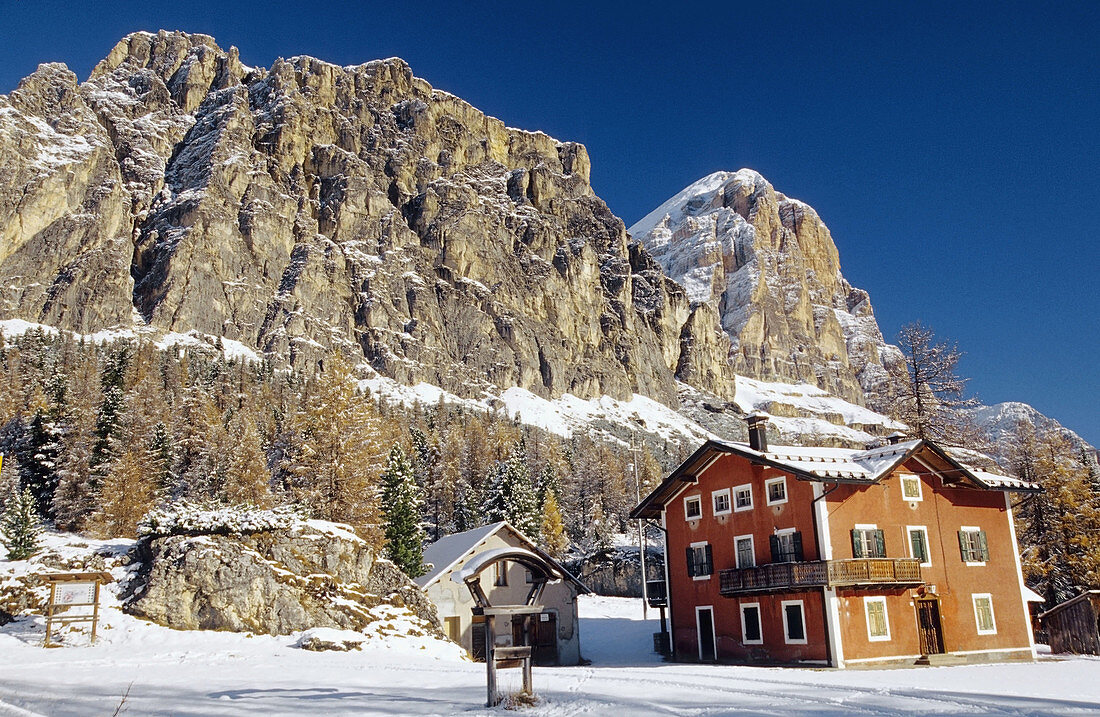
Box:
[719,558,922,596]
[645,580,668,608]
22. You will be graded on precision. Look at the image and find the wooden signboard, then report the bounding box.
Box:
[40,572,112,647]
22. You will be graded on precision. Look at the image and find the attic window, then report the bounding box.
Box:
[765,477,788,506]
[684,495,702,521]
[900,475,922,501]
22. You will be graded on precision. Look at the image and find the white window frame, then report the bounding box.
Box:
[696,605,717,661]
[733,483,754,512]
[734,534,755,568]
[740,602,763,645]
[765,476,788,506]
[690,541,711,581]
[960,526,986,566]
[712,488,732,516]
[781,599,807,644]
[863,596,891,642]
[684,494,702,521]
[899,473,923,501]
[906,525,932,567]
[852,523,883,559]
[972,593,997,635]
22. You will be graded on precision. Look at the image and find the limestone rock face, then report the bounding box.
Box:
[124,521,440,635]
[0,30,735,405]
[631,170,906,410]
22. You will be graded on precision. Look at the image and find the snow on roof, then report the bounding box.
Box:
[710,438,922,483]
[633,436,1041,519]
[452,546,561,584]
[415,522,503,588]
[968,469,1037,491]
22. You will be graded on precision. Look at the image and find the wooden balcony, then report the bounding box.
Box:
[719,558,922,596]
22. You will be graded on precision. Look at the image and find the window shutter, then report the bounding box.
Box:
[770,534,780,562]
[873,529,886,558]
[792,531,804,561]
[686,546,696,577]
[978,531,989,562]
[957,530,968,561]
[851,529,862,558]
[704,544,714,575]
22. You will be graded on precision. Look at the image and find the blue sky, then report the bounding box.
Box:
[2,1,1097,445]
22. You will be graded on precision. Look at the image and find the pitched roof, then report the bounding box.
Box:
[415,521,589,593]
[631,437,1041,519]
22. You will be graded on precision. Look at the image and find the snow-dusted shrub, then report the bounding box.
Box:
[137,502,301,538]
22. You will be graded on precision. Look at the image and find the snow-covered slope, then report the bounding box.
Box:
[2,582,1099,715]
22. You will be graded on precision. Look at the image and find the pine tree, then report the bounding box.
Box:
[538,490,568,560]
[224,411,273,506]
[1,486,42,560]
[501,443,540,537]
[10,390,63,518]
[1013,422,1100,603]
[410,426,445,541]
[379,443,426,577]
[890,321,978,443]
[287,353,384,542]
[89,448,157,539]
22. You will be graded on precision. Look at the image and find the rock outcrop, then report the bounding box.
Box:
[631,170,906,411]
[0,30,736,406]
[124,520,440,635]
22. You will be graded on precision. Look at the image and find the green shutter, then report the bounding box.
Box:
[978,531,989,562]
[851,529,862,558]
[873,529,886,558]
[686,546,696,577]
[958,530,968,561]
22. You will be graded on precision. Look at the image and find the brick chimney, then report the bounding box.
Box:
[746,413,769,452]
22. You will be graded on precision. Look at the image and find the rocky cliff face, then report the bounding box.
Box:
[0,30,736,405]
[630,170,906,410]
[125,520,440,635]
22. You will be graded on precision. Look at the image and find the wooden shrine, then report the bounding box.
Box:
[453,546,563,707]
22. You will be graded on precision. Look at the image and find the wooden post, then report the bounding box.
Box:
[91,582,101,642]
[44,581,57,648]
[485,614,497,707]
[522,614,532,695]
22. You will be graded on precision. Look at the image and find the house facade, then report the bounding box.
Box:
[415,522,588,665]
[631,417,1041,668]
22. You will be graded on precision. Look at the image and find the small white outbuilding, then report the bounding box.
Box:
[415,521,588,665]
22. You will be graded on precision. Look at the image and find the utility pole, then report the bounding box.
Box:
[632,433,647,621]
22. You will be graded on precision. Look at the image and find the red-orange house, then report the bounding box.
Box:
[631,416,1041,668]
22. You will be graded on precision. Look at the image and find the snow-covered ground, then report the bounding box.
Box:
[2,578,1099,716]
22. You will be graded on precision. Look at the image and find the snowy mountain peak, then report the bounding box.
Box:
[631,169,906,410]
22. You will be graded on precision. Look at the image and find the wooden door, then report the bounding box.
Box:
[916,598,945,655]
[509,612,559,665]
[471,614,487,661]
[532,612,558,665]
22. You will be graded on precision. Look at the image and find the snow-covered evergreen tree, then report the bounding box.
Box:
[1,485,41,560]
[380,443,426,577]
[502,444,540,537]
